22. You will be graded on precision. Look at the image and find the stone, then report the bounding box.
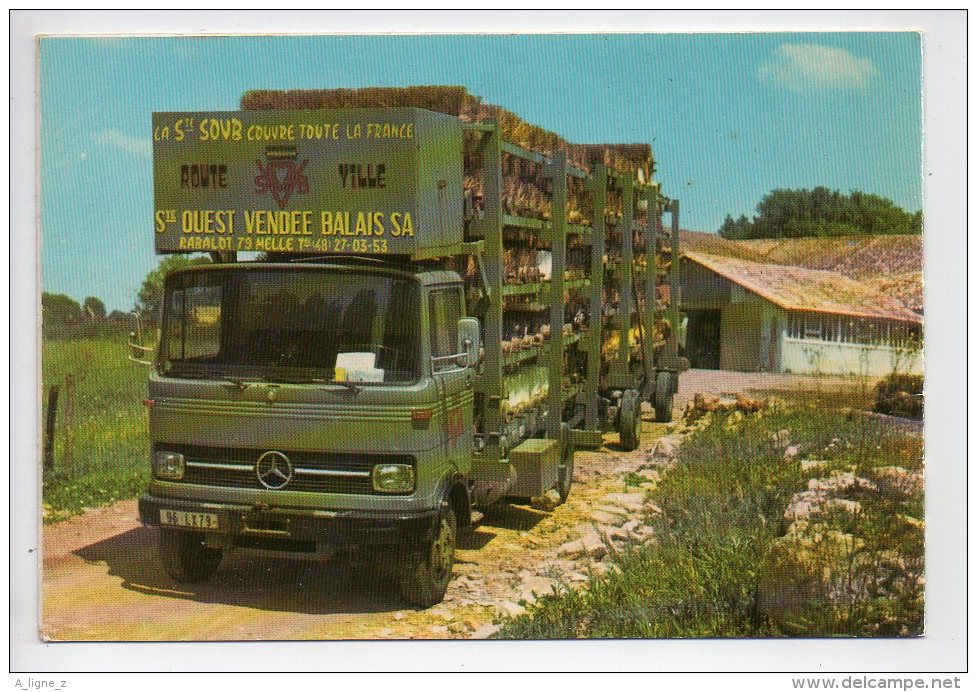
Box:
[783,444,802,460]
[649,434,683,463]
[825,498,862,515]
[428,625,450,636]
[865,466,924,497]
[531,489,562,512]
[644,501,663,515]
[471,623,501,639]
[392,611,405,620]
[601,492,646,513]
[557,531,608,560]
[801,458,830,471]
[498,601,526,618]
[591,509,626,526]
[758,528,867,635]
[784,489,827,522]
[519,574,554,596]
[771,429,791,449]
[807,471,877,494]
[430,607,454,621]
[620,519,641,535]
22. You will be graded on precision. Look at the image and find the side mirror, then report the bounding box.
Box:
[128,312,155,367]
[457,317,481,368]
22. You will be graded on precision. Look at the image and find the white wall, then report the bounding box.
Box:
[780,335,923,376]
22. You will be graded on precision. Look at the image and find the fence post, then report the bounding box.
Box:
[43,385,59,471]
[64,373,75,471]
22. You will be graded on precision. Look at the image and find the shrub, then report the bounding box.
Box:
[874,374,923,419]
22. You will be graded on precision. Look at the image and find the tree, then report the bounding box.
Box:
[718,188,922,239]
[135,255,211,322]
[42,292,82,325]
[83,296,106,320]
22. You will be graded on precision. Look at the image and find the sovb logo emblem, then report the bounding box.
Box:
[254,146,310,209]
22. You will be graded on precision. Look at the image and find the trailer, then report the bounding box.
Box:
[136,88,680,606]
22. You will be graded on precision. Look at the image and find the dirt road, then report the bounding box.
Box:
[42,416,675,641]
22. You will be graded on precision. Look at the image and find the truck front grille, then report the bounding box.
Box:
[163,444,413,495]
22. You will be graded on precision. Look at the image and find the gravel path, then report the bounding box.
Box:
[42,419,678,641]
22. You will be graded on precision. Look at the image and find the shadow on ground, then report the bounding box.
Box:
[74,526,417,615]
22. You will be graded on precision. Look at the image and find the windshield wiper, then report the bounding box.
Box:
[217,373,265,390]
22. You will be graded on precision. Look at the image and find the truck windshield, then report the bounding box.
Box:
[160,267,420,384]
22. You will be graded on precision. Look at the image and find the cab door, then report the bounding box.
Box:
[428,285,474,476]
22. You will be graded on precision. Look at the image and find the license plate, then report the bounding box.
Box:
[161,509,220,531]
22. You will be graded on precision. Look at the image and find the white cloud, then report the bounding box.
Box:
[96,129,151,157]
[758,43,877,91]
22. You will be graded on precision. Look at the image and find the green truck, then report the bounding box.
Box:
[135,89,680,606]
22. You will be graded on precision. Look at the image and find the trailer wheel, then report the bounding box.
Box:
[158,528,222,583]
[400,505,457,608]
[654,373,675,423]
[618,389,642,451]
[556,440,575,504]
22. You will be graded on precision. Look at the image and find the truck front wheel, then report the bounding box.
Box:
[158,528,222,583]
[618,389,642,451]
[399,507,457,608]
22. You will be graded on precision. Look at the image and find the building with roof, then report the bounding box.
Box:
[680,251,923,376]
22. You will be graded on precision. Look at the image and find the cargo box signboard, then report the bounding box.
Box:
[153,108,464,257]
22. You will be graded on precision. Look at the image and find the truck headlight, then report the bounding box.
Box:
[153,451,185,480]
[371,463,415,494]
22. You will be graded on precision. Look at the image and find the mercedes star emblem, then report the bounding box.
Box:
[255,450,293,490]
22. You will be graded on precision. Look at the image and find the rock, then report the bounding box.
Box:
[649,434,683,463]
[771,429,791,449]
[620,519,641,535]
[531,489,562,512]
[591,509,626,526]
[430,607,454,622]
[519,575,554,597]
[807,471,877,494]
[595,505,629,519]
[865,466,924,497]
[801,458,830,471]
[557,531,608,560]
[783,444,802,460]
[497,601,526,618]
[601,492,646,513]
[631,525,655,542]
[471,623,502,639]
[784,489,827,522]
[566,571,588,582]
[392,611,406,620]
[644,500,663,515]
[825,498,862,515]
[428,625,450,636]
[377,628,394,638]
[758,527,867,633]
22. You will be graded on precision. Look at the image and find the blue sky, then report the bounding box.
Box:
[40,33,921,311]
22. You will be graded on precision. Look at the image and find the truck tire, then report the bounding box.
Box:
[556,440,575,504]
[654,373,675,423]
[158,528,222,583]
[618,389,642,451]
[400,506,457,608]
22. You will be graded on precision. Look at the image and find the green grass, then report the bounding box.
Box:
[41,333,150,522]
[495,403,924,639]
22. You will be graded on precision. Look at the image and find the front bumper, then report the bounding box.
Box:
[138,493,439,546]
